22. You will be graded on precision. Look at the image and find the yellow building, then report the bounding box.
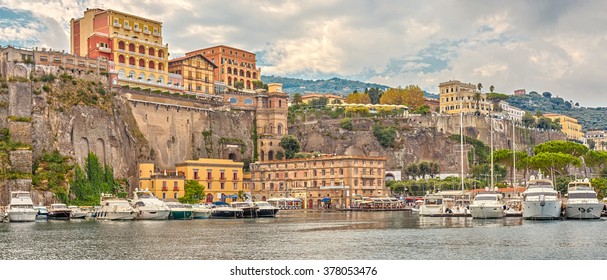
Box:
[301,93,345,105]
[439,80,494,115]
[168,54,217,95]
[543,113,584,141]
[175,158,245,203]
[137,163,186,200]
[70,8,182,92]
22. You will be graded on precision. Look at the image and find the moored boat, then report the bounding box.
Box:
[231,201,258,218]
[192,204,212,219]
[131,188,170,220]
[565,179,603,219]
[48,203,72,220]
[470,190,505,219]
[33,206,48,220]
[210,201,243,218]
[68,205,87,219]
[166,202,193,220]
[6,191,38,222]
[253,201,280,217]
[522,177,562,220]
[418,194,446,216]
[94,194,137,220]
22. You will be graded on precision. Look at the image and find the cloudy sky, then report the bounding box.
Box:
[1,0,606,106]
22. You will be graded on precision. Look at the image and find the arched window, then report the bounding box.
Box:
[138,72,145,80]
[270,125,273,134]
[253,72,257,79]
[268,150,274,161]
[229,97,238,104]
[244,98,253,105]
[240,69,244,76]
[246,71,251,78]
[227,77,232,86]
[118,55,125,64]
[128,71,135,78]
[118,69,125,77]
[128,57,135,65]
[128,43,135,52]
[148,48,155,56]
[279,100,282,107]
[158,49,164,58]
[138,45,145,54]
[158,62,164,71]
[148,61,155,69]
[138,58,145,67]
[277,124,283,135]
[158,76,164,84]
[118,41,125,50]
[246,80,251,89]
[227,67,232,74]
[260,151,265,161]
[148,74,155,82]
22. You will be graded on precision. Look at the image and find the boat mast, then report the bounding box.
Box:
[460,95,465,193]
[512,119,516,197]
[490,115,494,189]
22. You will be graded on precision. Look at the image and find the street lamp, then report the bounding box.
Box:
[404,188,408,206]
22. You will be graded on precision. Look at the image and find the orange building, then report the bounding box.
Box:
[168,54,217,95]
[70,8,182,93]
[186,45,261,90]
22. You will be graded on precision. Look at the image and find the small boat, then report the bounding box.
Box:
[33,206,48,220]
[522,177,562,220]
[231,201,259,218]
[470,190,506,219]
[48,203,72,220]
[253,201,280,217]
[565,179,603,219]
[94,194,137,220]
[191,204,212,219]
[68,206,87,219]
[131,189,170,220]
[418,194,446,216]
[166,202,193,220]
[210,202,243,218]
[6,191,38,222]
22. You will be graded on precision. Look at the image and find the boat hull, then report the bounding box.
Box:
[7,209,37,222]
[419,205,444,216]
[522,200,562,220]
[48,211,71,220]
[210,209,243,219]
[169,210,193,220]
[257,208,279,217]
[192,210,212,219]
[565,202,603,219]
[136,209,170,220]
[470,205,505,219]
[95,210,137,220]
[240,207,259,218]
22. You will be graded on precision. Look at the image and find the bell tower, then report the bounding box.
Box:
[255,83,288,161]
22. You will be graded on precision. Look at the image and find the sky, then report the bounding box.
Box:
[0,0,606,107]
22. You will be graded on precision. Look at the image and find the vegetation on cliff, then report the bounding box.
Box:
[69,153,123,206]
[41,73,115,112]
[32,150,73,203]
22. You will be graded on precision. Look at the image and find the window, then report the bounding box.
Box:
[193,169,199,179]
[40,56,48,62]
[113,19,119,26]
[220,171,225,180]
[207,182,211,190]
[230,97,237,104]
[233,183,237,190]
[173,193,177,199]
[124,21,129,27]
[162,193,166,199]
[244,98,253,105]
[233,171,238,181]
[220,183,225,190]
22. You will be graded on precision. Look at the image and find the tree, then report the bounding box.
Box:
[372,123,396,148]
[252,80,268,90]
[345,92,371,104]
[419,162,431,178]
[308,97,328,108]
[70,153,120,206]
[477,83,483,93]
[522,111,535,127]
[179,180,205,204]
[533,140,589,157]
[489,85,495,93]
[234,81,244,90]
[429,162,440,178]
[411,104,431,115]
[368,87,384,104]
[473,92,482,115]
[583,150,607,171]
[292,93,303,105]
[280,135,301,159]
[379,85,424,109]
[529,152,581,177]
[404,164,419,180]
[275,151,285,160]
[542,92,552,98]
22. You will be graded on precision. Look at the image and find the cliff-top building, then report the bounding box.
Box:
[439,80,494,115]
[70,8,181,93]
[256,83,288,161]
[543,113,584,141]
[186,45,261,90]
[168,54,217,95]
[585,130,607,151]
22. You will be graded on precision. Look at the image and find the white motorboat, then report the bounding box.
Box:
[565,179,603,219]
[418,194,446,216]
[192,204,212,219]
[131,188,170,220]
[470,190,505,219]
[6,191,38,222]
[94,194,137,220]
[522,178,562,220]
[68,205,87,219]
[253,201,280,217]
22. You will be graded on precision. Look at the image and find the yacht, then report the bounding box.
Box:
[94,194,137,220]
[565,179,603,219]
[68,205,87,219]
[418,194,446,216]
[210,201,244,218]
[192,204,212,219]
[231,201,259,218]
[469,189,505,219]
[166,202,193,220]
[48,203,72,220]
[522,178,562,220]
[131,189,170,220]
[253,201,280,217]
[6,191,38,222]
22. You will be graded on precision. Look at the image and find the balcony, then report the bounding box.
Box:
[173,187,179,191]
[220,176,226,181]
[124,25,132,30]
[143,30,151,35]
[153,31,160,37]
[99,46,112,53]
[134,27,141,32]
[113,22,121,28]
[162,187,168,191]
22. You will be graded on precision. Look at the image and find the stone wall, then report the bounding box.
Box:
[9,149,32,173]
[8,82,31,117]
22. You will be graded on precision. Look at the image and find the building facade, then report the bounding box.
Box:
[543,113,584,141]
[301,93,345,104]
[186,45,261,90]
[439,80,494,115]
[585,130,607,151]
[256,83,288,161]
[250,155,388,209]
[498,101,525,122]
[70,8,182,93]
[138,163,186,201]
[175,158,245,203]
[514,89,526,96]
[168,54,217,95]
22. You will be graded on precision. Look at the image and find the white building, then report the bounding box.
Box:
[585,130,607,151]
[498,101,525,123]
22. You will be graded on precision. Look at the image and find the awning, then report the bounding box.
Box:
[320,197,331,203]
[228,195,238,199]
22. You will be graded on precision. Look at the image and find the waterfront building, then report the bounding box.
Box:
[543,113,584,141]
[498,101,525,123]
[250,155,388,209]
[585,130,607,151]
[70,8,181,93]
[168,54,217,95]
[175,158,245,203]
[138,163,186,200]
[256,83,288,161]
[439,80,494,115]
[301,93,345,105]
[186,45,261,90]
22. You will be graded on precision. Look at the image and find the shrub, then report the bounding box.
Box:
[339,117,353,131]
[40,74,56,82]
[42,85,50,92]
[372,123,396,148]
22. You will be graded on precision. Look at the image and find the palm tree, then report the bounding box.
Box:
[473,92,481,115]
[489,85,495,93]
[477,83,483,93]
[292,93,303,105]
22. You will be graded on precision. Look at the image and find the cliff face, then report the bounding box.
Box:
[290,115,566,173]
